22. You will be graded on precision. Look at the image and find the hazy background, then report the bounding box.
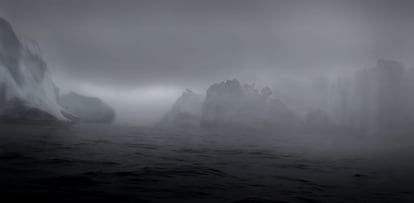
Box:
[1,0,414,125]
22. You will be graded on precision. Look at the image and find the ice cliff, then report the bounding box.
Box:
[0,18,66,121]
[0,17,114,123]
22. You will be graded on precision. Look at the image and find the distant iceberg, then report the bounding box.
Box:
[332,59,414,135]
[201,79,298,130]
[160,79,299,131]
[59,92,115,123]
[158,89,203,128]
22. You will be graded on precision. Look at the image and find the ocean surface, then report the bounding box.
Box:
[1,123,413,203]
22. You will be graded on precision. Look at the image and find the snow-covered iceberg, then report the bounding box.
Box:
[0,17,67,122]
[59,92,115,123]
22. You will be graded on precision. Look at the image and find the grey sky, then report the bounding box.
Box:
[2,0,414,124]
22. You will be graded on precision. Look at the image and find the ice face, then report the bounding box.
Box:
[0,18,22,84]
[0,17,66,121]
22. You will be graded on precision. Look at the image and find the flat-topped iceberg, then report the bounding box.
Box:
[59,92,115,123]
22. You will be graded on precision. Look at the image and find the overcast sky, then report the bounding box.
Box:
[2,0,414,124]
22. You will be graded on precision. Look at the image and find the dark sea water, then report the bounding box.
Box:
[0,124,413,203]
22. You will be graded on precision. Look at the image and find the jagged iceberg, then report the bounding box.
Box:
[160,79,298,131]
[0,18,67,122]
[59,92,115,123]
[201,79,298,130]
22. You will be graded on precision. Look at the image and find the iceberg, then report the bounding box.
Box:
[201,79,298,130]
[158,89,203,128]
[59,92,115,123]
[160,79,298,131]
[0,17,67,122]
[333,59,413,135]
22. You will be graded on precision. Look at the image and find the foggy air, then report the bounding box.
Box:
[1,1,414,203]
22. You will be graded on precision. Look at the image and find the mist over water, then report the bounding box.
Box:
[1,1,414,202]
[2,0,414,125]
